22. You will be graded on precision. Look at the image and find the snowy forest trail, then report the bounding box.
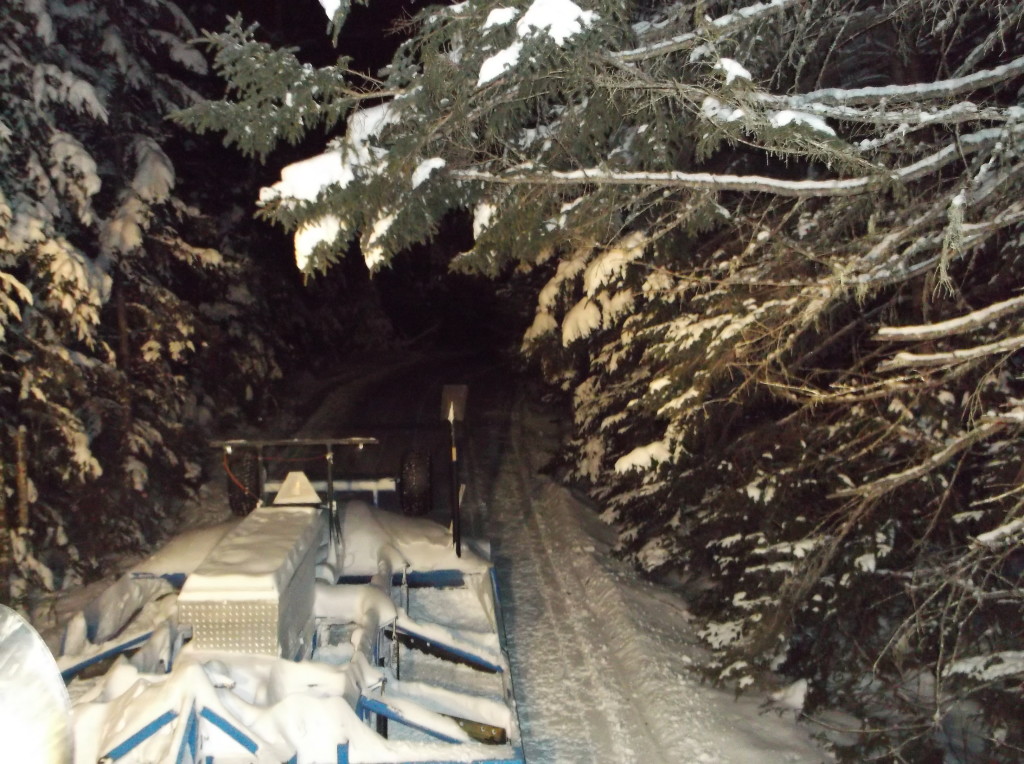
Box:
[471,394,665,762]
[284,355,829,762]
[398,358,829,763]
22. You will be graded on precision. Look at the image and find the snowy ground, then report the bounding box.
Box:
[460,375,828,763]
[37,355,830,762]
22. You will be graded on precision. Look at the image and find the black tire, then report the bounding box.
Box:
[227,449,261,516]
[399,450,432,516]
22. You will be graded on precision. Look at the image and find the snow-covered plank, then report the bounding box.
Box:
[394,615,504,674]
[357,695,469,744]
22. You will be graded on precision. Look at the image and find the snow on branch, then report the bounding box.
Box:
[615,0,798,62]
[454,166,875,197]
[795,101,1010,127]
[452,128,1005,198]
[893,128,1005,184]
[829,419,1009,501]
[877,333,1024,371]
[973,518,1024,550]
[855,203,1024,288]
[786,55,1024,107]
[876,295,1024,342]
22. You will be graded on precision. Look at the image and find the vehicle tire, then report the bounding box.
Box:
[227,449,261,516]
[399,450,432,516]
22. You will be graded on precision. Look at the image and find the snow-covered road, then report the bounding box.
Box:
[459,373,827,763]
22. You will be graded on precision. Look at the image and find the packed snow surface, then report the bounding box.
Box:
[179,504,320,597]
[465,389,828,762]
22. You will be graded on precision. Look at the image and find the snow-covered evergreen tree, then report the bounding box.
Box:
[182,0,1024,757]
[0,0,291,595]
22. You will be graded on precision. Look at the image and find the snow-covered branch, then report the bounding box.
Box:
[876,295,1024,342]
[796,101,1010,127]
[454,165,876,197]
[893,128,1006,184]
[855,203,1024,288]
[615,0,798,62]
[829,420,1008,501]
[877,333,1024,371]
[786,55,1024,107]
[452,127,1005,198]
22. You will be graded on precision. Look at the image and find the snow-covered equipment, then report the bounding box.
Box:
[56,392,523,763]
[176,478,324,658]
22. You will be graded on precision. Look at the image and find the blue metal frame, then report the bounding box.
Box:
[101,709,177,760]
[66,493,528,764]
[129,571,189,589]
[393,622,503,673]
[356,696,463,744]
[174,703,200,764]
[489,568,526,764]
[60,631,153,682]
[199,707,259,754]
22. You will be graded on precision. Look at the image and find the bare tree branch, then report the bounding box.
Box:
[829,420,1009,500]
[877,333,1024,371]
[877,295,1024,342]
[614,0,800,63]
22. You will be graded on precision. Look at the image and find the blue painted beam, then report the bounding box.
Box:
[60,631,153,682]
[357,696,463,744]
[199,707,258,753]
[101,710,177,760]
[174,704,200,764]
[392,624,502,673]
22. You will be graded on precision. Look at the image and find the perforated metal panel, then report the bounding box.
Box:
[179,599,279,655]
[177,502,324,657]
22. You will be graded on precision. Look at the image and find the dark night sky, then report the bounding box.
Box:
[180,0,517,351]
[214,0,423,71]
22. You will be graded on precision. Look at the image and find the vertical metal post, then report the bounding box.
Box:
[390,616,400,680]
[326,445,337,543]
[256,445,264,507]
[376,672,388,737]
[448,404,461,558]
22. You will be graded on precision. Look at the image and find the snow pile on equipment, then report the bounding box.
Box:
[178,473,325,658]
[56,458,522,764]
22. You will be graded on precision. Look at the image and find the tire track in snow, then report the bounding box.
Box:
[467,390,681,763]
[465,403,599,760]
[509,419,639,762]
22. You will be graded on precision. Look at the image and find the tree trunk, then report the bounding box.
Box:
[14,426,28,529]
[115,273,134,439]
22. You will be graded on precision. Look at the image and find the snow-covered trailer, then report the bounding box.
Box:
[51,393,524,764]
